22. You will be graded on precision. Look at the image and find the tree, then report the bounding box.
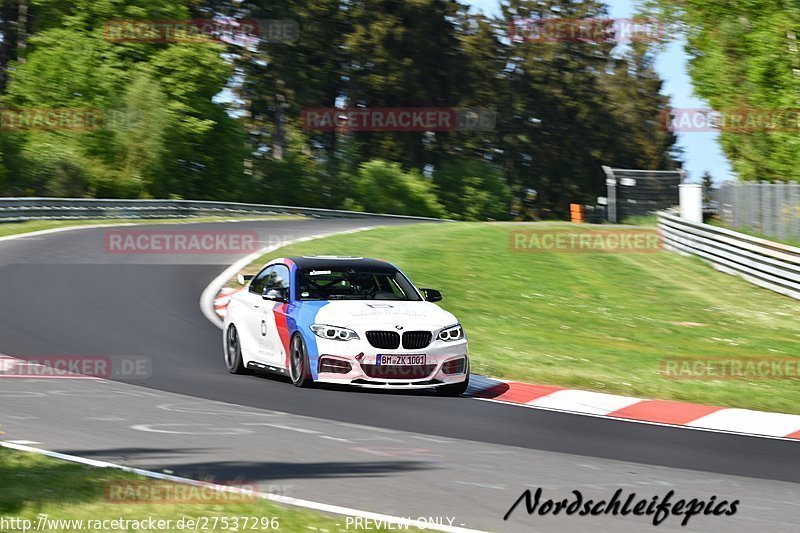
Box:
[494,0,681,216]
[701,171,714,205]
[648,0,800,182]
[2,0,244,198]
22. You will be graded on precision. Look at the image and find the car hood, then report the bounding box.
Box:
[309,300,458,330]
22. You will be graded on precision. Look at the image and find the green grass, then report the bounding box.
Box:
[619,214,658,226]
[236,222,800,413]
[0,215,303,238]
[707,218,800,248]
[0,447,392,532]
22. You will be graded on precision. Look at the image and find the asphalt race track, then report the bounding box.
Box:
[0,218,798,532]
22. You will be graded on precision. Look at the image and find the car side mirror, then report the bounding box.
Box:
[420,288,442,302]
[262,288,288,303]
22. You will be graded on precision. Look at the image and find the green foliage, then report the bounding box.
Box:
[433,160,511,221]
[0,0,682,220]
[648,0,800,182]
[2,1,244,199]
[0,147,6,193]
[346,160,445,218]
[258,151,326,208]
[4,28,122,107]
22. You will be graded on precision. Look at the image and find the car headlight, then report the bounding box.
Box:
[310,324,360,341]
[438,324,464,342]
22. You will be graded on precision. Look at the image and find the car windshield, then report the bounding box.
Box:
[296,267,422,301]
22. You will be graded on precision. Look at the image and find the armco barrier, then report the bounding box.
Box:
[0,197,447,222]
[657,211,800,300]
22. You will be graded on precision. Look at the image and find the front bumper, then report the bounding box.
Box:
[312,336,468,388]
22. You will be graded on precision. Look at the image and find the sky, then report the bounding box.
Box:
[467,0,734,184]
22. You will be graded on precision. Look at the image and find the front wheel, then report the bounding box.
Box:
[289,334,314,388]
[225,324,249,375]
[436,361,469,396]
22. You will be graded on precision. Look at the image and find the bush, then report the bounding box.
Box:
[432,160,511,220]
[346,160,445,218]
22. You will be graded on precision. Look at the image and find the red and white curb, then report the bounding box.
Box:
[466,376,800,441]
[212,291,800,441]
[214,287,243,319]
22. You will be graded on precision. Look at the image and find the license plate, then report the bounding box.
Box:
[377,354,426,366]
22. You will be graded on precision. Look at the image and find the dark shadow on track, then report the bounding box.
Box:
[141,460,432,483]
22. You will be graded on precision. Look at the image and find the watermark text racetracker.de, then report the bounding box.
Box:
[504,488,739,526]
[510,228,662,253]
[660,357,800,380]
[103,18,298,44]
[104,229,263,254]
[508,17,664,43]
[662,107,800,132]
[301,108,495,132]
[0,355,151,380]
[0,108,103,131]
[104,480,283,504]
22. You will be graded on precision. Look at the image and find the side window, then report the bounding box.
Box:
[249,266,273,295]
[266,265,291,299]
[249,265,290,298]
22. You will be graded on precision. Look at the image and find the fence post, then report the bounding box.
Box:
[776,181,787,240]
[741,183,760,230]
[719,183,728,225]
[602,166,617,223]
[758,181,768,234]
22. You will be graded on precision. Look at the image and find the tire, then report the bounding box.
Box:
[289,334,314,388]
[225,324,249,375]
[436,361,469,397]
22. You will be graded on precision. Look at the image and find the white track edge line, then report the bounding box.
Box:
[0,441,485,533]
[0,216,307,244]
[0,223,136,243]
[200,226,375,330]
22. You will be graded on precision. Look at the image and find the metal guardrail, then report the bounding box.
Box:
[657,211,800,300]
[0,197,448,223]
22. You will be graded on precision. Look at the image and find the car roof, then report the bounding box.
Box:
[287,256,397,272]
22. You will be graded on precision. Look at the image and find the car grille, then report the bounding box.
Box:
[366,330,432,350]
[366,331,400,349]
[402,331,432,350]
[361,364,437,380]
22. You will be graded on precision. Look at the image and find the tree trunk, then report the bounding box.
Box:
[17,0,27,63]
[0,0,17,91]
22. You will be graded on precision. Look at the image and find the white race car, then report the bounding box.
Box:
[223,256,469,395]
